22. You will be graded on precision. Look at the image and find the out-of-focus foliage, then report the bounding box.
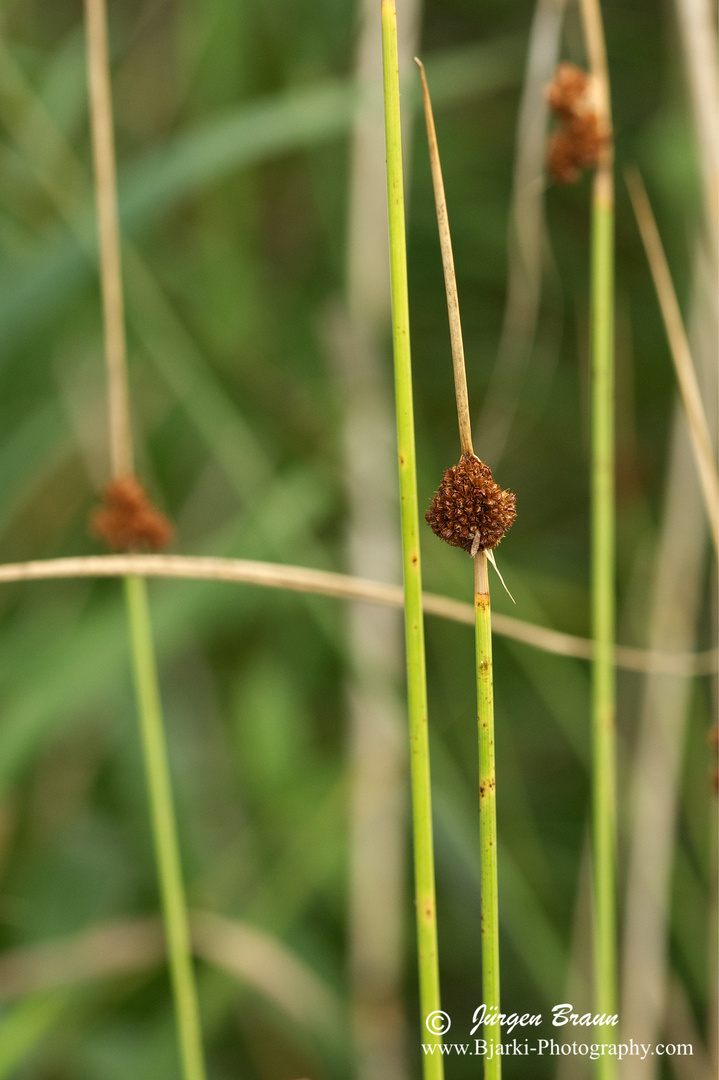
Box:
[0,1,714,1078]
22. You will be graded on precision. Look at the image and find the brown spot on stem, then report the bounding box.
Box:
[90,476,173,552]
[425,454,515,553]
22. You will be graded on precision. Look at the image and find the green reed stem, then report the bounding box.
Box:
[381,2,443,1072]
[578,2,617,1068]
[475,552,501,1078]
[124,575,207,1080]
[589,165,616,1078]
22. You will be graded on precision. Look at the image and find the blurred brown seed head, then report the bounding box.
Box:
[547,129,583,185]
[426,454,516,554]
[545,62,606,184]
[90,476,173,552]
[545,62,592,117]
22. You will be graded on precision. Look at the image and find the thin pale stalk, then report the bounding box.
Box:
[673,0,719,237]
[381,2,443,1072]
[84,0,133,478]
[625,167,719,555]
[579,0,611,124]
[474,0,567,463]
[124,576,206,1080]
[475,551,501,1078]
[84,3,207,1076]
[0,554,714,675]
[415,58,473,457]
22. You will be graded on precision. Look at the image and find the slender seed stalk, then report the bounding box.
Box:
[417,57,505,1077]
[475,551,501,1076]
[381,3,444,1073]
[84,2,207,1076]
[124,576,206,1080]
[415,58,473,457]
[579,1,617,1073]
[84,0,133,479]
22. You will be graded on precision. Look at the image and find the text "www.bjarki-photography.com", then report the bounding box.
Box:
[422,1005,694,1061]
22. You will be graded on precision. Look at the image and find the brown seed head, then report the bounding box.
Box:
[545,62,592,118]
[90,476,173,552]
[547,129,583,185]
[545,62,607,184]
[425,454,516,554]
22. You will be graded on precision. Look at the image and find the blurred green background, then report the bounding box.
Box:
[0,0,715,1078]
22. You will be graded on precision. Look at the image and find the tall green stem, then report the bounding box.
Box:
[578,2,617,1070]
[590,166,616,1077]
[475,552,501,1078]
[381,2,443,1072]
[124,575,207,1080]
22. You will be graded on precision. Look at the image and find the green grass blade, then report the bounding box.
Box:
[0,993,69,1077]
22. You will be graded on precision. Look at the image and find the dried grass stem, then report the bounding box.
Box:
[0,554,713,676]
[84,0,133,478]
[415,58,473,456]
[626,167,719,555]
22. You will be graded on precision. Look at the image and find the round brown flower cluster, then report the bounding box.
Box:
[545,62,606,184]
[90,476,173,552]
[425,454,516,555]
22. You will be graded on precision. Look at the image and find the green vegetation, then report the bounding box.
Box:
[0,2,714,1079]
